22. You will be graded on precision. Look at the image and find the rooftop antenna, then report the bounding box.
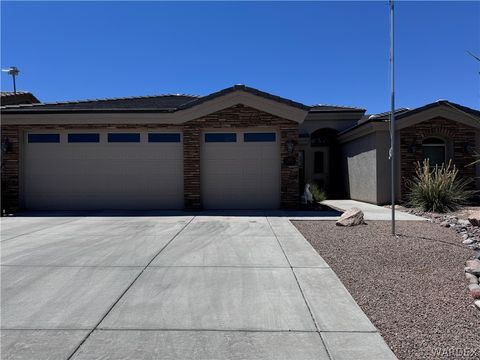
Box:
[1,66,20,94]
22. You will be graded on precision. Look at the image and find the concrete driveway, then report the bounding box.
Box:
[1,213,396,360]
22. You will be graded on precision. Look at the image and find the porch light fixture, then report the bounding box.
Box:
[286,139,296,155]
[464,143,475,155]
[408,142,418,154]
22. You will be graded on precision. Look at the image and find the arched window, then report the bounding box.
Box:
[422,137,446,167]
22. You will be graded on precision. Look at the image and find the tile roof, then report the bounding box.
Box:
[360,100,480,123]
[340,100,480,135]
[358,108,411,123]
[1,91,40,105]
[1,94,199,112]
[1,91,31,96]
[0,85,310,113]
[309,104,366,112]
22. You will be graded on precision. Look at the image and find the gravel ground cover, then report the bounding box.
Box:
[293,220,480,360]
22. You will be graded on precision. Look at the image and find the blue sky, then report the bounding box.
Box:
[1,1,479,113]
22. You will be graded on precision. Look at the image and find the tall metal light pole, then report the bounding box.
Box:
[389,0,396,235]
[1,66,20,94]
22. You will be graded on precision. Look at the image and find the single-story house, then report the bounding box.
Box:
[1,85,479,212]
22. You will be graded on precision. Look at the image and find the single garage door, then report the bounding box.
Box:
[201,130,281,209]
[23,130,184,210]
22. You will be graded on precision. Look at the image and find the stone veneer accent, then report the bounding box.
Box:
[1,126,20,213]
[0,105,299,212]
[399,117,476,199]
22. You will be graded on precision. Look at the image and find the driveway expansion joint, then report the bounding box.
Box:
[1,217,85,243]
[266,217,334,360]
[64,216,196,360]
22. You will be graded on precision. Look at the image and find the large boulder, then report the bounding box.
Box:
[336,207,366,227]
[468,211,480,226]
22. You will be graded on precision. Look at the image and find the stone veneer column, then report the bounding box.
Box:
[280,123,300,208]
[183,124,201,209]
[1,126,20,213]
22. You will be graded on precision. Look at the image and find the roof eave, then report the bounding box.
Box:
[0,108,177,114]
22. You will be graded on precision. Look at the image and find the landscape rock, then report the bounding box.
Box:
[468,284,480,299]
[465,259,480,276]
[336,207,365,227]
[465,272,479,285]
[463,239,475,245]
[468,211,480,226]
[466,259,480,269]
[465,267,480,277]
[440,221,450,227]
[475,300,480,311]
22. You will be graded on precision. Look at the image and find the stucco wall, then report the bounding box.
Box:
[340,133,378,204]
[375,131,394,205]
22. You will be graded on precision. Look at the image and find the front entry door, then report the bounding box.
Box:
[312,147,329,191]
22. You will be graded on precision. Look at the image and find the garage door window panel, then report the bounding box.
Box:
[68,133,100,143]
[244,132,276,142]
[108,133,140,143]
[28,134,60,143]
[205,133,237,142]
[148,133,181,143]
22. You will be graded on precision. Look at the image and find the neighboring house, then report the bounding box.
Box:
[1,85,479,212]
[1,91,40,106]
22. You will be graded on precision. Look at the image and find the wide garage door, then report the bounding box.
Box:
[201,130,281,209]
[23,130,184,210]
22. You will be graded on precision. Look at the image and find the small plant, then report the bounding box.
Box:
[405,159,476,213]
[308,182,327,203]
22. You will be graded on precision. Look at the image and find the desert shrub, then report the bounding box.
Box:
[405,159,475,213]
[308,182,327,202]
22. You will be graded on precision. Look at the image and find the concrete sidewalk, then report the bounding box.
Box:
[321,199,426,221]
[1,214,397,359]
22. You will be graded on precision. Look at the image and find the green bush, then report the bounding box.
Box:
[405,159,475,213]
[308,182,327,202]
